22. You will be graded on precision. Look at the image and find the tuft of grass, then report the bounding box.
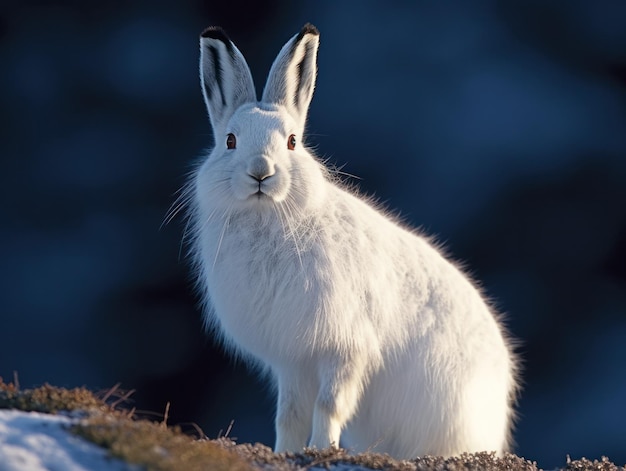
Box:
[0,377,104,413]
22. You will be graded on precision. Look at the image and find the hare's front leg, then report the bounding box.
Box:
[274,372,316,453]
[309,358,366,450]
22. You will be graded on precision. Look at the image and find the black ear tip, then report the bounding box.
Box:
[200,26,230,42]
[300,23,319,37]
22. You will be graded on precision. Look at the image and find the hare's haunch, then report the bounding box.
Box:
[189,24,518,459]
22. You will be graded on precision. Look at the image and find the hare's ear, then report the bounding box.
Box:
[200,27,256,136]
[262,24,319,127]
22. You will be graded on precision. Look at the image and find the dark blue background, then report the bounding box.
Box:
[1,2,625,468]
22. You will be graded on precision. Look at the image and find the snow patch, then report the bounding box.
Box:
[0,409,135,471]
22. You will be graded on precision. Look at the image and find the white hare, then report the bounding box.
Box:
[188,23,518,459]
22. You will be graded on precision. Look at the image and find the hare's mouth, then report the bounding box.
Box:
[232,171,288,203]
[253,180,271,198]
[248,185,276,203]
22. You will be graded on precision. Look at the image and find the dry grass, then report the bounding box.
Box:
[73,414,250,471]
[0,376,103,413]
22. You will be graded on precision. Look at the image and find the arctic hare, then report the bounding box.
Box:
[188,23,518,459]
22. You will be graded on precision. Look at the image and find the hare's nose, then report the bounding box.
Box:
[247,156,275,182]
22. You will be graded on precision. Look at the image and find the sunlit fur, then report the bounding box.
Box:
[185,24,519,459]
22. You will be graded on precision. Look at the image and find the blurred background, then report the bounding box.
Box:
[1,1,625,468]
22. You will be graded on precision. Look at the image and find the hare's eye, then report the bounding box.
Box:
[287,134,296,150]
[226,133,236,150]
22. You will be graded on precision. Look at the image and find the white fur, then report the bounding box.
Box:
[188,25,518,459]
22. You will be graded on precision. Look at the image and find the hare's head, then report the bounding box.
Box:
[195,25,326,218]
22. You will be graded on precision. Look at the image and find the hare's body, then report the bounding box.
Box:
[190,25,517,459]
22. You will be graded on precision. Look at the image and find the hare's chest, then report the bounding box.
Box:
[200,222,321,358]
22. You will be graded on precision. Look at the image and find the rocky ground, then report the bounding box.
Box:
[216,438,622,471]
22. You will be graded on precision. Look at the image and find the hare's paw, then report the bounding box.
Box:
[274,376,316,453]
[309,409,341,450]
[275,409,311,453]
[308,360,365,450]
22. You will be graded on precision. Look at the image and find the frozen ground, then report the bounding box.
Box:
[0,410,135,471]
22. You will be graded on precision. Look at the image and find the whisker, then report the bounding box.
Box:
[162,190,190,227]
[325,161,362,182]
[279,199,305,270]
[178,217,193,261]
[212,204,233,271]
[329,169,362,181]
